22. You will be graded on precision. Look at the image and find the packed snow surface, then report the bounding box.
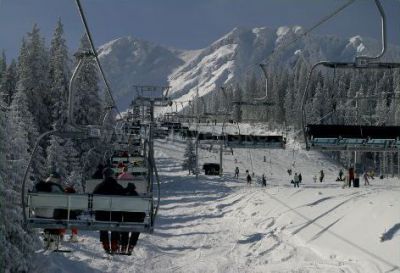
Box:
[34,134,400,273]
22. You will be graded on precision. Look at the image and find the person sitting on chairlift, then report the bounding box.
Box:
[92,163,104,179]
[93,168,125,254]
[120,183,145,255]
[33,172,66,248]
[118,166,134,180]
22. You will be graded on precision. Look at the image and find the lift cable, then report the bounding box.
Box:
[74,0,123,120]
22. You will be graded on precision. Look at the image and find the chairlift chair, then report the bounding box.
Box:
[300,0,400,151]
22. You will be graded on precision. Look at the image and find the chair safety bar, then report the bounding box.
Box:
[27,192,154,233]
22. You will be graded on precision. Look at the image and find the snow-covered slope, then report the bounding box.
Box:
[99,26,400,111]
[34,132,400,273]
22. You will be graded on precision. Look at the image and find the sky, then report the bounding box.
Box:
[0,0,400,60]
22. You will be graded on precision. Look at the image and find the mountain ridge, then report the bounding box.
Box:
[98,26,400,110]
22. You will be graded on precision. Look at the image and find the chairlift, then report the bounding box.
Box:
[24,0,162,236]
[301,0,400,151]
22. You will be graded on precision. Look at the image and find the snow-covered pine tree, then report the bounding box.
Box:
[0,59,17,106]
[69,34,104,179]
[309,81,325,124]
[0,50,6,83]
[49,19,70,128]
[182,139,196,174]
[73,34,103,126]
[17,25,51,133]
[46,19,75,183]
[5,88,39,273]
[0,95,8,272]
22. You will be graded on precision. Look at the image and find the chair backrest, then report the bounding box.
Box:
[92,195,152,212]
[29,193,88,210]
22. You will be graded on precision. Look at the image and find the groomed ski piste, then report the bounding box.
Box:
[32,125,400,273]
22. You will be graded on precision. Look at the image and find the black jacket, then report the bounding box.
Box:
[93,177,125,221]
[123,187,146,223]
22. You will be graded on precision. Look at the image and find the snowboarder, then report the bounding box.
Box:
[319,170,325,183]
[120,183,145,255]
[234,167,239,178]
[246,173,252,185]
[293,173,300,188]
[93,168,125,254]
[261,174,267,187]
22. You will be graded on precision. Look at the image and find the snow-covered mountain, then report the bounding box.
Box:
[99,26,400,110]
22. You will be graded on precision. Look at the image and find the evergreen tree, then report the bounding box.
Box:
[16,25,51,132]
[46,135,69,179]
[0,97,8,272]
[5,89,39,273]
[73,34,102,126]
[0,50,6,83]
[49,19,70,128]
[0,60,17,106]
[182,139,196,174]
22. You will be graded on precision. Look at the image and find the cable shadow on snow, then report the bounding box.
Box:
[307,217,343,243]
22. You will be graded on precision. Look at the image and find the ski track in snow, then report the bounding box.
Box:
[33,137,400,273]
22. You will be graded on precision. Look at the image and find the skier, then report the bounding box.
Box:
[363,171,370,186]
[120,183,146,255]
[293,173,300,188]
[234,167,239,178]
[93,168,125,254]
[338,169,344,181]
[298,173,302,184]
[319,170,325,183]
[246,173,252,185]
[261,174,267,187]
[118,166,134,180]
[348,167,355,187]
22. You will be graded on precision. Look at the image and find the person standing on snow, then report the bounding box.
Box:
[319,170,325,182]
[93,168,125,254]
[338,169,344,181]
[348,167,355,187]
[234,167,239,178]
[261,174,267,187]
[363,171,370,186]
[246,173,252,185]
[293,173,300,188]
[298,173,302,184]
